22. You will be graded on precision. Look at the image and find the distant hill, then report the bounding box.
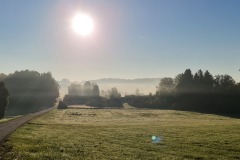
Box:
[58,78,161,98]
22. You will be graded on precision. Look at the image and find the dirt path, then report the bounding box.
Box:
[0,108,53,144]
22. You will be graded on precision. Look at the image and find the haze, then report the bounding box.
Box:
[0,0,240,82]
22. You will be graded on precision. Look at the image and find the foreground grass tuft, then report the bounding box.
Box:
[1,108,240,159]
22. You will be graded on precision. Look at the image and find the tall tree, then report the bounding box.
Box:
[68,83,82,96]
[4,70,59,116]
[175,69,194,93]
[0,82,9,119]
[92,84,100,97]
[193,70,204,86]
[83,81,92,96]
[214,75,235,92]
[203,70,214,91]
[108,87,121,99]
[0,73,7,81]
[156,77,174,95]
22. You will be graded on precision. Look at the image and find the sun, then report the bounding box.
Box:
[72,13,94,36]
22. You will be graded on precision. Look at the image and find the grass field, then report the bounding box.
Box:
[0,107,240,160]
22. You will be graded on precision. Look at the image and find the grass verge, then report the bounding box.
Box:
[0,116,22,124]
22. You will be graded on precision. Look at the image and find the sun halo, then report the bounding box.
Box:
[72,13,94,36]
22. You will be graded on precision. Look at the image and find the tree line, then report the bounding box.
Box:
[0,70,59,118]
[2,69,237,116]
[124,69,240,115]
[0,82,9,119]
[63,82,122,108]
[68,81,100,97]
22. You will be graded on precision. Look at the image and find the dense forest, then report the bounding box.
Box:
[0,70,59,116]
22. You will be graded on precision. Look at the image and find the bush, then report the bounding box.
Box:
[58,101,67,109]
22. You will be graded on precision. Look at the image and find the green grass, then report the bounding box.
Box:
[0,116,22,124]
[1,108,240,160]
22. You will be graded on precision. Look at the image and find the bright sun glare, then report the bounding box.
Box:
[72,13,94,36]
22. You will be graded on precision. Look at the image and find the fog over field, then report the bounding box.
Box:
[58,78,161,98]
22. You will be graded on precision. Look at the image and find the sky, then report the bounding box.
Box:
[0,0,240,82]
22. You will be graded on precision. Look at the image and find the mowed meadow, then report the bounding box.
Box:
[1,106,240,160]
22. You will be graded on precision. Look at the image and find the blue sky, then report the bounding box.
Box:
[0,0,240,81]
